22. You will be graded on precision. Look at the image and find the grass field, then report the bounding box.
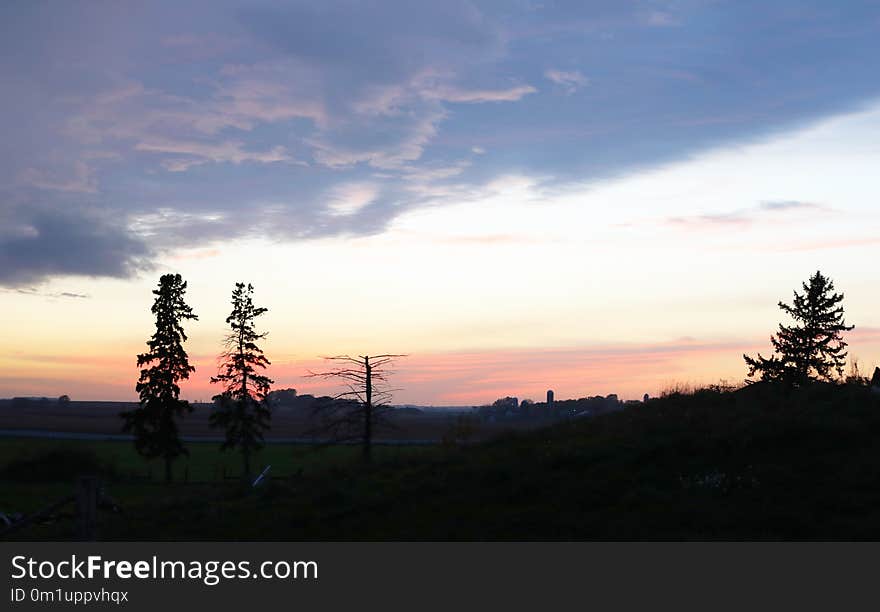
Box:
[0,400,530,441]
[0,438,434,539]
[4,382,880,540]
[0,437,433,484]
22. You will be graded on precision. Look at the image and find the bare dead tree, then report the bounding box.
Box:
[307,354,406,463]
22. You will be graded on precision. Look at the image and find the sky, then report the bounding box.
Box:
[1,1,879,404]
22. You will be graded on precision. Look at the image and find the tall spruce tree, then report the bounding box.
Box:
[744,271,854,386]
[210,282,273,480]
[122,273,198,483]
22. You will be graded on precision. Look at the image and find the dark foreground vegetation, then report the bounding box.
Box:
[4,381,880,540]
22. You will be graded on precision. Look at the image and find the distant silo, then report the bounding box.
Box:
[643,393,650,403]
[547,389,554,406]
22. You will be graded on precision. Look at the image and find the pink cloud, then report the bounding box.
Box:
[774,237,880,252]
[167,248,221,261]
[544,69,589,94]
[425,84,538,103]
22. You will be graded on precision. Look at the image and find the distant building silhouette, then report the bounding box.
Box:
[546,389,554,407]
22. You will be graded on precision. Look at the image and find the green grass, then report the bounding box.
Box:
[4,382,880,540]
[0,438,433,484]
[0,438,434,539]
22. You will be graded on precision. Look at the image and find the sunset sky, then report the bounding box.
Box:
[2,1,879,404]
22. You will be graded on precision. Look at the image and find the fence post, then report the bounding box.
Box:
[76,476,99,541]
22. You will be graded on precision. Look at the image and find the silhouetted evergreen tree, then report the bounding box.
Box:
[122,273,198,482]
[210,282,273,480]
[744,271,854,386]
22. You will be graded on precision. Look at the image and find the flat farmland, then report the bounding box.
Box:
[0,400,546,442]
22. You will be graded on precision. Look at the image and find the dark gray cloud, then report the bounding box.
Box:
[0,202,151,287]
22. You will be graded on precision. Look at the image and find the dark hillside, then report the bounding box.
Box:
[80,382,880,540]
[5,383,880,540]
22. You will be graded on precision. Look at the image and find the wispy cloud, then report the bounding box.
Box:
[325,182,380,217]
[4,288,90,299]
[136,138,296,172]
[166,248,221,262]
[773,236,880,252]
[424,84,537,103]
[665,212,752,228]
[664,200,827,229]
[759,200,822,212]
[544,69,589,94]
[20,161,97,193]
[638,11,680,28]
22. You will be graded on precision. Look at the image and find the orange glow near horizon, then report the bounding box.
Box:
[3,331,878,406]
